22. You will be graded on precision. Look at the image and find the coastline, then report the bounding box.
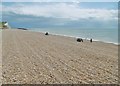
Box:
[27,29,119,45]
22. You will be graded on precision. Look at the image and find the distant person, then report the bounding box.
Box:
[90,39,92,43]
[45,32,49,35]
[77,38,80,42]
[77,38,83,42]
[81,39,83,42]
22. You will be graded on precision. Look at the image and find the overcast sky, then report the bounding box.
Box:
[2,2,118,28]
[2,0,120,2]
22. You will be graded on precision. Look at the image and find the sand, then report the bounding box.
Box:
[2,29,118,84]
[0,30,2,85]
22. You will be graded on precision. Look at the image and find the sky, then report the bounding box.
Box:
[1,2,118,28]
[1,0,120,2]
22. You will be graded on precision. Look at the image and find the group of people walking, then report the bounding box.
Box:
[45,32,93,43]
[77,38,92,43]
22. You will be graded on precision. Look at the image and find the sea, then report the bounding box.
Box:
[29,27,118,45]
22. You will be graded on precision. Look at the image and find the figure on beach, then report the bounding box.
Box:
[45,32,49,35]
[90,39,92,43]
[77,38,83,42]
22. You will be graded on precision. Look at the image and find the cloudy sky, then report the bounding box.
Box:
[2,2,118,28]
[2,0,120,2]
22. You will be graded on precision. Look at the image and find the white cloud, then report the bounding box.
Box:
[2,0,120,2]
[3,3,118,21]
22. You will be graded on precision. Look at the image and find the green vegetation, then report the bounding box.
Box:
[0,22,9,29]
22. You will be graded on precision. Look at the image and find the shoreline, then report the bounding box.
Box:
[26,29,119,45]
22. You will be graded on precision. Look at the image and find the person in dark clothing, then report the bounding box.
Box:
[45,32,49,35]
[77,38,83,42]
[90,39,92,43]
[81,39,83,42]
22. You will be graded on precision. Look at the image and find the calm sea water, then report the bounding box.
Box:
[29,27,118,45]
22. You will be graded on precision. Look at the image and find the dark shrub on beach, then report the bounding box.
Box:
[45,32,49,35]
[77,38,83,42]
